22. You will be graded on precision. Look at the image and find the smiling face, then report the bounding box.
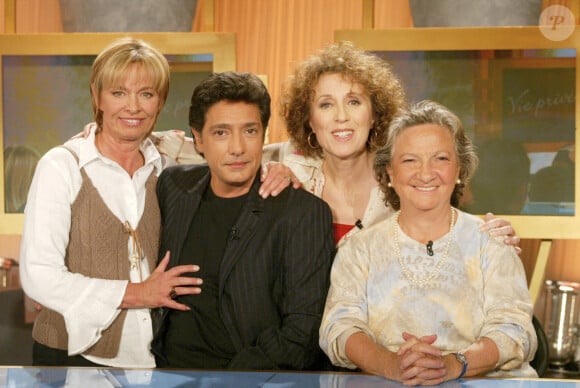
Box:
[387,123,460,214]
[308,73,374,160]
[192,100,264,198]
[96,64,161,144]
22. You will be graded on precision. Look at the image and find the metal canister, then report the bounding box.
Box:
[543,280,580,366]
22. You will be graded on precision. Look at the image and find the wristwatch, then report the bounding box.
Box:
[452,352,468,379]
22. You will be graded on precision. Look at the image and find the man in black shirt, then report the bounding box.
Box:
[152,72,335,370]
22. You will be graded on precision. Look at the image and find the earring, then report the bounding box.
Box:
[308,132,319,149]
[456,179,461,185]
[367,128,378,145]
[387,182,392,188]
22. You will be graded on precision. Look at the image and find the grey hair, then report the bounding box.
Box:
[374,100,478,210]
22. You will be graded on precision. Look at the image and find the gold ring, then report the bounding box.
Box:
[169,288,178,299]
[285,175,292,182]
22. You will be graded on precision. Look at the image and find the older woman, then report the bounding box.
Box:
[20,38,202,368]
[264,42,518,247]
[319,100,537,385]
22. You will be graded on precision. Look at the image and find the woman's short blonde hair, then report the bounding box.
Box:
[90,37,170,131]
[374,100,479,210]
[281,41,406,159]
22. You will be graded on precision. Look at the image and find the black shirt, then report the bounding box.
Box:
[162,186,247,368]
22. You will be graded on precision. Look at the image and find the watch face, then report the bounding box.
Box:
[455,352,467,364]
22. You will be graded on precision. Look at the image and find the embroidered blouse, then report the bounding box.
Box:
[319,209,538,378]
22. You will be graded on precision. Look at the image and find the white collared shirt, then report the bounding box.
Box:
[20,126,163,368]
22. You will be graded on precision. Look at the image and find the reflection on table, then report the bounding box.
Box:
[1,367,580,388]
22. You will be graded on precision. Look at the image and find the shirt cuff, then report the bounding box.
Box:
[485,331,524,369]
[63,279,127,355]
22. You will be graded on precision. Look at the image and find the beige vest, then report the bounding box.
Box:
[32,154,160,358]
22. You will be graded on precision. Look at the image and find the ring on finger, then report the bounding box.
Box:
[169,287,178,299]
[284,175,292,182]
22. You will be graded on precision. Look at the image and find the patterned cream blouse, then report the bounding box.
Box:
[319,208,538,378]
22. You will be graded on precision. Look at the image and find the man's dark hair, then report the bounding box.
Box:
[189,71,271,137]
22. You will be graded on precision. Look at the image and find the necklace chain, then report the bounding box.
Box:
[393,208,456,288]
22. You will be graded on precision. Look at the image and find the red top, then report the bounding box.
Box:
[333,223,355,246]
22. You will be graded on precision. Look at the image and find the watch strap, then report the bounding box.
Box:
[453,352,468,379]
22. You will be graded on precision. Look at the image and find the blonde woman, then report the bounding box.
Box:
[20,38,202,368]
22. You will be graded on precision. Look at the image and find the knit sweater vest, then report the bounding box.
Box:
[32,151,160,358]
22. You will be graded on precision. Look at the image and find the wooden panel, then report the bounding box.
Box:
[3,0,13,33]
[336,26,575,51]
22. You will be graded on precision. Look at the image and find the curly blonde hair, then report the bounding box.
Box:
[281,41,406,158]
